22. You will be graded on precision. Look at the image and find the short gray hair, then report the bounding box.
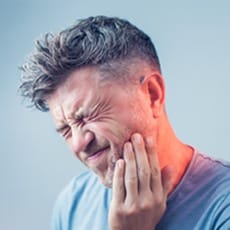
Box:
[19,16,161,111]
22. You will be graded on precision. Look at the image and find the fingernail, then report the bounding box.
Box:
[126,143,132,154]
[117,159,123,168]
[132,133,141,143]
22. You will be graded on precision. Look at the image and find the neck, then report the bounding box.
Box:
[157,114,193,193]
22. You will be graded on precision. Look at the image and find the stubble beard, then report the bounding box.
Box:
[102,149,122,188]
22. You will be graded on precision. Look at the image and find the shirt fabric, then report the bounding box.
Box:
[51,150,230,230]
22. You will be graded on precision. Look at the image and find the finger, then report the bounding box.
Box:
[123,142,138,200]
[161,165,174,197]
[131,133,151,191]
[112,159,125,204]
[145,137,162,192]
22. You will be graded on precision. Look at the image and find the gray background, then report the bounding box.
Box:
[1,0,229,229]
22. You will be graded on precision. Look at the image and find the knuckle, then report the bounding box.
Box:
[151,166,160,176]
[154,195,167,212]
[138,167,149,177]
[139,202,152,212]
[112,205,125,217]
[126,175,137,184]
[126,203,139,216]
[154,194,163,205]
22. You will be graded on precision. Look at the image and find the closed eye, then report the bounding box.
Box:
[56,125,71,138]
[76,114,84,123]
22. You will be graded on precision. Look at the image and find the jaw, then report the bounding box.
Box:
[95,159,116,188]
[82,149,118,188]
[94,167,114,188]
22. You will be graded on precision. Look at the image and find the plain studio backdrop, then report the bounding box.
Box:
[1,0,229,229]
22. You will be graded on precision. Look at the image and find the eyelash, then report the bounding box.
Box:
[59,127,70,139]
[60,107,104,139]
[60,115,87,139]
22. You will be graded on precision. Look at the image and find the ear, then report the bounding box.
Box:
[142,72,165,118]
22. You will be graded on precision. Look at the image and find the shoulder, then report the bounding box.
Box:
[51,170,102,229]
[194,152,230,187]
[54,170,99,207]
[192,153,230,229]
[162,150,230,229]
[187,151,230,194]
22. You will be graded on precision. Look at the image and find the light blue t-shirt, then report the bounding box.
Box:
[51,151,230,230]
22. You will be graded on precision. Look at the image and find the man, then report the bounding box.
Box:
[19,16,230,229]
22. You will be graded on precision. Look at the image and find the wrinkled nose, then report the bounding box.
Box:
[70,127,94,155]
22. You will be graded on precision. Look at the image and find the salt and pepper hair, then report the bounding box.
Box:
[19,16,161,111]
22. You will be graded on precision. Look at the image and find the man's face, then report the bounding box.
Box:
[47,67,156,187]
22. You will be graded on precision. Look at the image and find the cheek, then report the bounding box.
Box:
[124,109,155,135]
[87,120,131,143]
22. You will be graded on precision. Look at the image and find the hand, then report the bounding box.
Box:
[108,133,173,230]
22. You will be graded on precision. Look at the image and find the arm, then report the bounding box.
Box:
[109,133,173,230]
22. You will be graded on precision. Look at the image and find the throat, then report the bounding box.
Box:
[169,145,194,193]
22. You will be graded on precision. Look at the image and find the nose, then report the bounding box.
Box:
[70,126,95,154]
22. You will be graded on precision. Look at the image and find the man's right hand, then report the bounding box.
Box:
[108,133,173,230]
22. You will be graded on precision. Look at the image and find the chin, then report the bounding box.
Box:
[98,169,114,188]
[94,156,117,188]
[102,179,113,188]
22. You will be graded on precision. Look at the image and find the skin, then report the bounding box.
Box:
[46,64,193,229]
[109,134,173,230]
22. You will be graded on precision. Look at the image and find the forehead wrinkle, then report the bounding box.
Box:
[50,66,112,122]
[51,104,66,128]
[64,94,83,122]
[47,86,79,126]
